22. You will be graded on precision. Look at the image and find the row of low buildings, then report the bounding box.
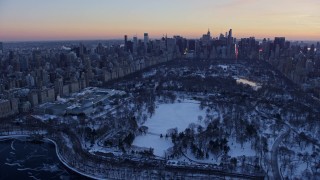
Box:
[34,88,124,117]
[0,81,82,119]
[0,33,181,119]
[102,54,174,82]
[0,52,175,119]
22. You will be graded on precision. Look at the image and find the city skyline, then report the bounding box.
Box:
[1,2,320,178]
[0,0,320,42]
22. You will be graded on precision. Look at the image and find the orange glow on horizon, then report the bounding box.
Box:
[1,27,319,42]
[1,0,319,42]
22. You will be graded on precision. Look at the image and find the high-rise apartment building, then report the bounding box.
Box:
[54,77,64,96]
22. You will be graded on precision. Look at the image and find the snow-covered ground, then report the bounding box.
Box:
[62,134,73,149]
[32,115,57,121]
[142,100,205,134]
[133,134,173,157]
[234,77,262,91]
[133,100,206,157]
[89,143,123,156]
[228,138,256,157]
[181,149,219,164]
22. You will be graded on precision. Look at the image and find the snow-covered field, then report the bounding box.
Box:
[133,100,206,157]
[133,134,173,157]
[228,138,256,157]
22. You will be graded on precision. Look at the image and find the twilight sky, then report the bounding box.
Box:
[0,0,319,41]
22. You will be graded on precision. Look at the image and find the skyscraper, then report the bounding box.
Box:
[32,50,42,69]
[12,55,20,72]
[228,29,233,45]
[79,43,85,56]
[124,35,128,50]
[0,42,3,54]
[133,36,138,53]
[144,33,149,51]
[188,40,196,51]
[227,29,235,58]
[201,29,211,46]
[19,56,29,71]
[274,37,285,50]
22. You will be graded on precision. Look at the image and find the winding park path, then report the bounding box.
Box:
[271,129,290,180]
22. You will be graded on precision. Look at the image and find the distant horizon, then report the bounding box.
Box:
[1,0,320,42]
[1,35,319,44]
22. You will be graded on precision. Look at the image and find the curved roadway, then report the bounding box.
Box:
[271,129,290,180]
